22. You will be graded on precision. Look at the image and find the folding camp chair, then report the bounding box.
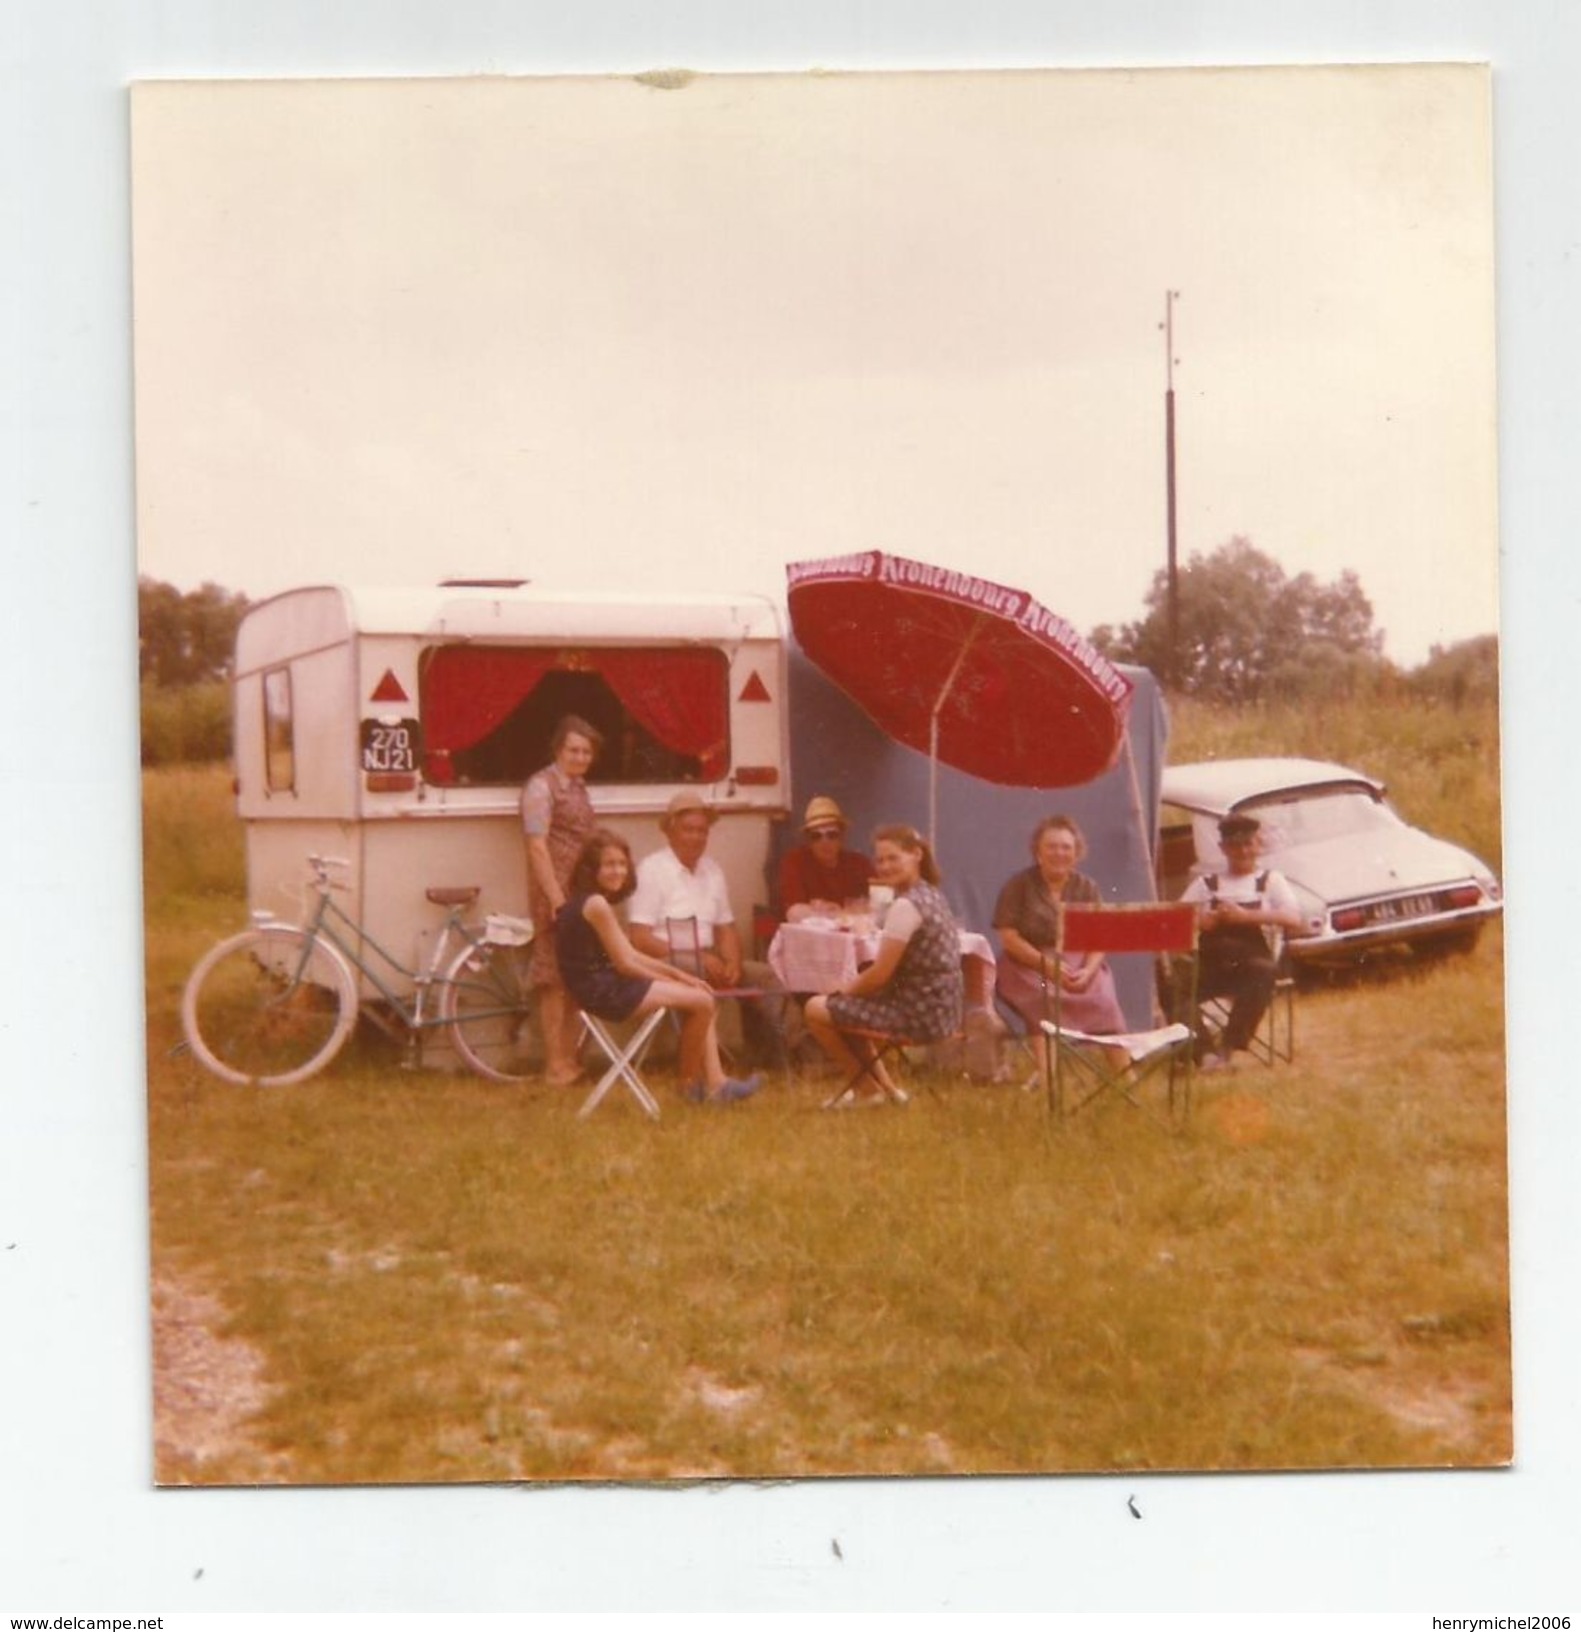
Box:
[663,916,765,997]
[1041,903,1198,1128]
[1198,927,1295,1066]
[576,1006,667,1120]
[663,916,770,1068]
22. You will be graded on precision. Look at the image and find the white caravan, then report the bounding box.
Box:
[231,582,789,1005]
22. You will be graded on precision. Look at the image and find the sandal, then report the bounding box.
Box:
[711,1075,761,1104]
[688,1075,760,1105]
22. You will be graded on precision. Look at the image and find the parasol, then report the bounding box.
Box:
[786,551,1135,844]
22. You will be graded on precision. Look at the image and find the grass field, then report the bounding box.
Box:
[143,700,1509,1483]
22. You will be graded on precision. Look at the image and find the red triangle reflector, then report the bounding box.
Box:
[738,670,771,703]
[370,669,409,704]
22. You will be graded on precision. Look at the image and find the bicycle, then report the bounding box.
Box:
[181,854,538,1087]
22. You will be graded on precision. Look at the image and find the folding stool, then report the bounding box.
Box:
[576,1007,667,1120]
[820,1024,963,1109]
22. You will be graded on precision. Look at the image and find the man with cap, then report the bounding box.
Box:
[778,795,874,923]
[1178,813,1303,1071]
[627,791,791,1070]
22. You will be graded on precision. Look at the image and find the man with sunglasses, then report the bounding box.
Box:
[779,796,874,923]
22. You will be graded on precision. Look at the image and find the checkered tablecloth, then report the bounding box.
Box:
[768,921,996,1004]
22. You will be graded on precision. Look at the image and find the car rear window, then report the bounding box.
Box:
[1242,788,1401,846]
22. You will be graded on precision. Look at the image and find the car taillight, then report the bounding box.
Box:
[1331,907,1368,933]
[1445,883,1483,909]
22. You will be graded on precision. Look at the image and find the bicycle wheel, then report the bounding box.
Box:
[182,925,359,1086]
[441,938,539,1083]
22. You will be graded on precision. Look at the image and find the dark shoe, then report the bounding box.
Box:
[710,1074,761,1104]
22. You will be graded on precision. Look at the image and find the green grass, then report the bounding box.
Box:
[144,727,1510,1484]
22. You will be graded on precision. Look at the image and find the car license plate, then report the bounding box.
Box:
[361,717,420,773]
[1370,892,1434,924]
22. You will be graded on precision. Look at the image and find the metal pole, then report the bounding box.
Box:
[1163,289,1180,689]
[927,614,986,850]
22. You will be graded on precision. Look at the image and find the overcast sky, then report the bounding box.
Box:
[132,66,1496,665]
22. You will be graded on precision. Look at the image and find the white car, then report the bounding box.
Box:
[1159,757,1502,966]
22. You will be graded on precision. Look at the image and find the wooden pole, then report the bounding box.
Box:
[1163,289,1180,689]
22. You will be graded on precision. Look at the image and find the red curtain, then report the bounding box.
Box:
[419,645,729,781]
[419,647,556,754]
[596,649,729,780]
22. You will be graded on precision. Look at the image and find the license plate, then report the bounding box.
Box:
[361,717,420,773]
[1371,892,1433,924]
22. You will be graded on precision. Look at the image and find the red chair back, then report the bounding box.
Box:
[1058,903,1198,957]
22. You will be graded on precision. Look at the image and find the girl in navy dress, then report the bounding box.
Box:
[555,830,759,1105]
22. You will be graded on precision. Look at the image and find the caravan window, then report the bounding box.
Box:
[262,667,295,793]
[419,645,730,787]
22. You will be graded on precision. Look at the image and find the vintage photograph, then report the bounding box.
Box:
[132,66,1506,1484]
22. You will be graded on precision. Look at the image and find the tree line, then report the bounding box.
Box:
[138,548,1498,766]
[140,576,250,687]
[139,577,250,765]
[1090,536,1497,708]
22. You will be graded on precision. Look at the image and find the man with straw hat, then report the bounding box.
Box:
[628,790,792,1071]
[778,795,874,924]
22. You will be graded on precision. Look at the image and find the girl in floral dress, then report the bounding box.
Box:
[804,825,963,1105]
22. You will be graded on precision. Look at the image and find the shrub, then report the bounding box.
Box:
[1407,634,1500,708]
[141,680,232,766]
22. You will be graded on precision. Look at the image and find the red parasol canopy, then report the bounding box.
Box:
[787,551,1133,801]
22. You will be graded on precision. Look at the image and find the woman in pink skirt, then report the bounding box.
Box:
[993,815,1126,1075]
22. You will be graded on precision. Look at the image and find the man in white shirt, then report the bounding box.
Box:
[628,791,790,1069]
[1179,812,1303,1071]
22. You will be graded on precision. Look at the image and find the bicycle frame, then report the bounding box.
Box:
[261,864,493,1055]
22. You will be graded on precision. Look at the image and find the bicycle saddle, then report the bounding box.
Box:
[426,886,481,907]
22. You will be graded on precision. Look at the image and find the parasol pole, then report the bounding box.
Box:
[1162,289,1181,689]
[928,613,987,849]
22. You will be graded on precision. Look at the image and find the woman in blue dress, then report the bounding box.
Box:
[555,830,759,1105]
[804,824,964,1105]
